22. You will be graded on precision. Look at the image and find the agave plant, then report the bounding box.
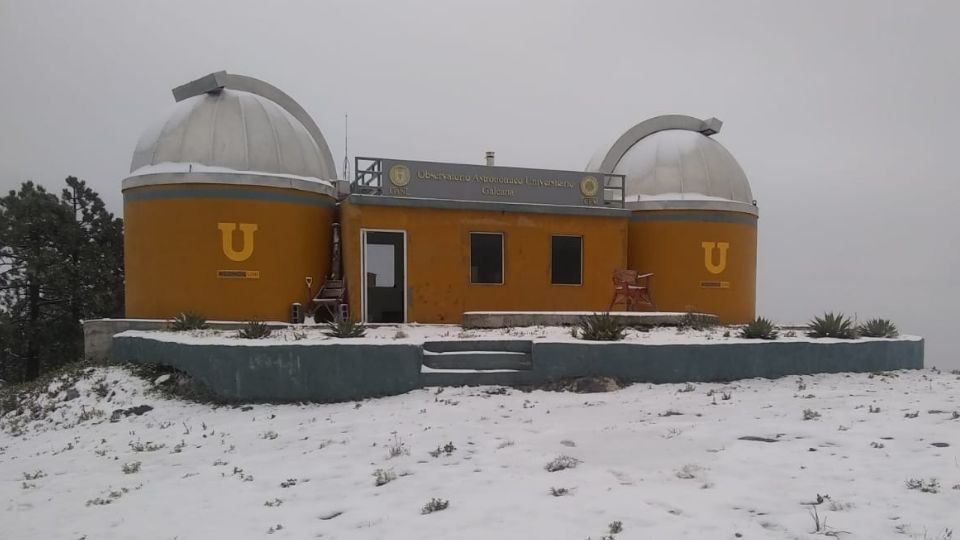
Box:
[574,312,626,341]
[807,312,857,339]
[739,317,779,340]
[857,318,899,338]
[237,320,272,339]
[170,311,208,331]
[324,315,367,338]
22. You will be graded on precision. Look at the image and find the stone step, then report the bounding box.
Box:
[422,340,532,354]
[420,368,540,388]
[422,350,532,371]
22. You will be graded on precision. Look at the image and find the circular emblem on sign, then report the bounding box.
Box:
[388,164,411,187]
[580,175,600,197]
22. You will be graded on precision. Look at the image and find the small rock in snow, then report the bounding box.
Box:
[125,405,154,416]
[318,510,343,520]
[738,436,779,443]
[109,405,154,422]
[64,388,80,401]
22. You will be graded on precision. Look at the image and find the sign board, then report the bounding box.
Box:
[376,158,607,207]
[217,270,260,279]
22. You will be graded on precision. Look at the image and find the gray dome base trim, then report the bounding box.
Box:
[122,172,337,198]
[626,199,759,217]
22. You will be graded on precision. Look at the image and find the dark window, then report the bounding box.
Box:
[470,233,503,284]
[551,236,582,285]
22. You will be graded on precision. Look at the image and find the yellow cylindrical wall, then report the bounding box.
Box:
[628,210,757,323]
[123,183,334,321]
[341,201,628,323]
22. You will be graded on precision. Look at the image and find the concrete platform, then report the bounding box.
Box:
[82,318,290,363]
[461,311,718,329]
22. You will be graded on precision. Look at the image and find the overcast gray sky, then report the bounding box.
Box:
[1,0,957,367]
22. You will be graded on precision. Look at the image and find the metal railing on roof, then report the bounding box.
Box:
[352,156,625,209]
[602,173,625,208]
[353,157,383,195]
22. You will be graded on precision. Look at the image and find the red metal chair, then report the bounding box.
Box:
[609,269,656,311]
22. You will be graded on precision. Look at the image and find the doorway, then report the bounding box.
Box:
[362,230,406,323]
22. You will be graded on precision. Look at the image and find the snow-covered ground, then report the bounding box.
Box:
[1,367,957,539]
[118,323,922,346]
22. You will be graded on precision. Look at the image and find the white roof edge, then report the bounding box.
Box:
[625,199,759,216]
[122,170,337,198]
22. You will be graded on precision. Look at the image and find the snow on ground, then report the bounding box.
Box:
[118,323,922,346]
[1,367,957,539]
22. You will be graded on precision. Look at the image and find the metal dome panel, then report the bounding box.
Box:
[587,115,757,215]
[130,88,335,181]
[613,129,753,204]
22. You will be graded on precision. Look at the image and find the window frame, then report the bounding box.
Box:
[360,228,408,324]
[550,234,583,286]
[468,231,505,286]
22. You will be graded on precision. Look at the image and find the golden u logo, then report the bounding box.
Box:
[217,223,258,262]
[701,241,729,274]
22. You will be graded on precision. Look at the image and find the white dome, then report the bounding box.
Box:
[613,129,753,204]
[130,89,335,181]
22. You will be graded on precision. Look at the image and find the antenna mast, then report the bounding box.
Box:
[343,114,350,182]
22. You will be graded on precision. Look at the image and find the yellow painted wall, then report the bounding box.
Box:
[124,183,334,321]
[628,210,757,323]
[340,201,628,323]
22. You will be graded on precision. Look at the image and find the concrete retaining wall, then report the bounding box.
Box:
[530,339,924,384]
[113,335,421,402]
[111,333,923,402]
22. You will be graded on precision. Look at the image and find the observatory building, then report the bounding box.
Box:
[122,72,758,324]
[123,73,338,322]
[587,116,758,323]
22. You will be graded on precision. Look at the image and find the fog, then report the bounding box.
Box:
[1,1,956,367]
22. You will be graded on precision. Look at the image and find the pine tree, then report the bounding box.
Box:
[0,182,72,380]
[0,309,12,385]
[60,176,124,323]
[0,178,123,382]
